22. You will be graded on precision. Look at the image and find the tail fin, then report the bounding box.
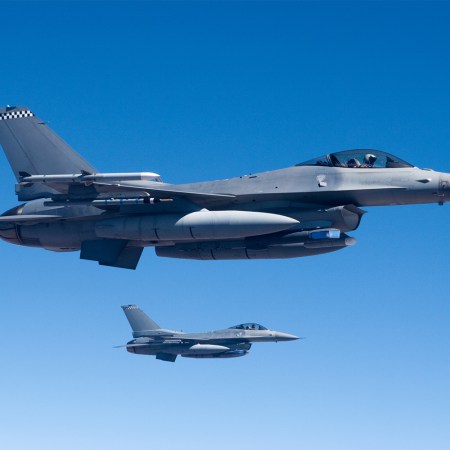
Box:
[0,105,96,180]
[121,305,161,332]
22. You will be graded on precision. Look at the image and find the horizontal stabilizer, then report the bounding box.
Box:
[80,239,143,269]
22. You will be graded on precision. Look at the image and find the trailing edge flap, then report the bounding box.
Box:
[80,239,143,270]
[0,214,62,224]
[156,353,177,362]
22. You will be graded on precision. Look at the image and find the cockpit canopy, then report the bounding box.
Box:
[296,149,414,169]
[229,323,268,331]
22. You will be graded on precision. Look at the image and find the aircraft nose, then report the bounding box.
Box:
[439,173,450,203]
[274,332,299,341]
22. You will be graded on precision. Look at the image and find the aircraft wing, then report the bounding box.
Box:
[16,176,236,206]
[92,182,236,201]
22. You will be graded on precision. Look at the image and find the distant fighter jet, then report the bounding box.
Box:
[118,305,299,362]
[0,105,449,269]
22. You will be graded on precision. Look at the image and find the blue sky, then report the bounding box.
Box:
[0,2,449,449]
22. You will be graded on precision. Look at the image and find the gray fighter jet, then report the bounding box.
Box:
[118,304,298,362]
[0,105,449,269]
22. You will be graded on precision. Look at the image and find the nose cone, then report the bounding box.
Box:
[273,332,299,341]
[439,173,450,202]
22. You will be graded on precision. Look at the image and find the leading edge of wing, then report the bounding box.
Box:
[92,182,236,201]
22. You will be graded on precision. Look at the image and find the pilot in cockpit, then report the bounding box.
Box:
[347,158,361,168]
[361,153,377,168]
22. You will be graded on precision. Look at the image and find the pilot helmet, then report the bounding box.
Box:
[364,153,377,165]
[347,158,360,167]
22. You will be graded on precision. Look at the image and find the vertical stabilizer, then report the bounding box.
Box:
[0,106,97,180]
[121,305,161,332]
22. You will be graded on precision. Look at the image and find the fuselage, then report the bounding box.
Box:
[174,164,450,208]
[1,149,449,266]
[126,326,298,359]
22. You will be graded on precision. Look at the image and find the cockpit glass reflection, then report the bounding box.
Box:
[230,323,268,330]
[296,150,414,169]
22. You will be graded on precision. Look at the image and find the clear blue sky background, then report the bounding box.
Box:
[0,2,449,449]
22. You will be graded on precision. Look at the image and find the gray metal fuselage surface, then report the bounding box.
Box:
[0,106,449,269]
[120,305,299,362]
